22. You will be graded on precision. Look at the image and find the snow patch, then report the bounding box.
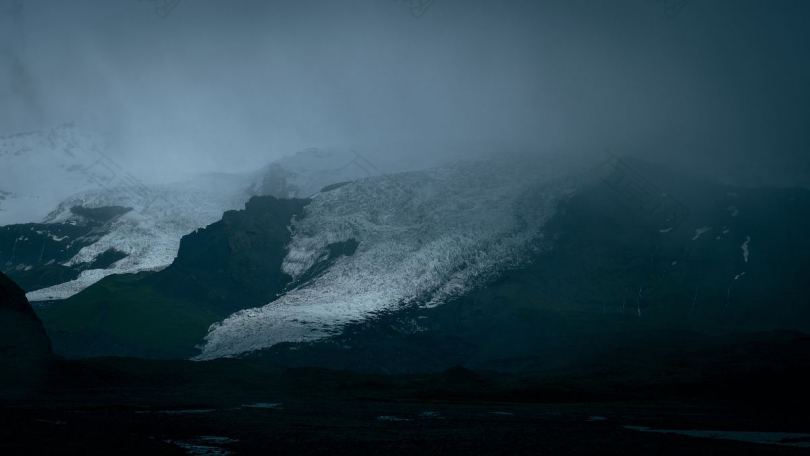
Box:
[691,226,711,241]
[741,236,751,263]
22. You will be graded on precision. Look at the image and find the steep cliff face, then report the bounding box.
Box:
[0,272,52,398]
[155,196,310,315]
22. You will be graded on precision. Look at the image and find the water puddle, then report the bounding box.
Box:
[377,415,412,422]
[625,426,810,448]
[241,402,283,410]
[166,435,238,456]
[138,409,216,415]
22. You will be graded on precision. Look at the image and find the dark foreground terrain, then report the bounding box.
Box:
[4,159,810,454]
[3,338,810,456]
[5,267,810,454]
[5,395,810,455]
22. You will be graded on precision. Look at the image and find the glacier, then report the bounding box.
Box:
[198,157,579,359]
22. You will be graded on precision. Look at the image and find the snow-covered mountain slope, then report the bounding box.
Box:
[18,145,387,301]
[0,124,376,226]
[197,158,579,359]
[0,124,114,225]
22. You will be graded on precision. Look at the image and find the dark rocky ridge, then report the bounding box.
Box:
[155,196,310,315]
[0,272,52,399]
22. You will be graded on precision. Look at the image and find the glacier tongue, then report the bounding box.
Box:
[197,159,577,359]
[25,174,249,302]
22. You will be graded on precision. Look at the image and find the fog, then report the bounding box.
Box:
[1,0,808,186]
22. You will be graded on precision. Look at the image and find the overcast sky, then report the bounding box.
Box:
[1,0,808,185]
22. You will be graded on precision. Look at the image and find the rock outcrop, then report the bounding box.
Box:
[0,272,52,398]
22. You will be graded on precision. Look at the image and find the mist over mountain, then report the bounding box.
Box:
[2,0,809,186]
[1,1,809,454]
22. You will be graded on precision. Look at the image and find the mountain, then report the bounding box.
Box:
[0,124,250,300]
[0,128,385,301]
[32,156,810,370]
[0,271,52,399]
[36,156,577,359]
[241,157,810,373]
